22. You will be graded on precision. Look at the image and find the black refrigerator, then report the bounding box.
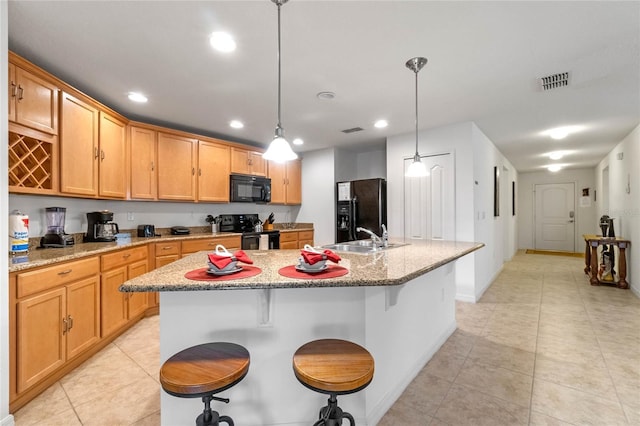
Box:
[336,178,387,243]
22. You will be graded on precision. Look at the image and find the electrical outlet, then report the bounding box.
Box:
[127,212,134,221]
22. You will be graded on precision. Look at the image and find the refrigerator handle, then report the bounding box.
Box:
[349,198,357,241]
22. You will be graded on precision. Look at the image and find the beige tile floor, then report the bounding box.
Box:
[14,251,640,425]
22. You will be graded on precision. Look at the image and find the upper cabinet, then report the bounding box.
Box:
[268,159,302,205]
[231,147,267,176]
[98,112,127,198]
[130,125,157,200]
[157,132,197,201]
[198,139,230,202]
[8,61,59,135]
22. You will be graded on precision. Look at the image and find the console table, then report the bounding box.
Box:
[583,234,630,289]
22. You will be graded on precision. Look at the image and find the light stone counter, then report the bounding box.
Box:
[119,239,483,292]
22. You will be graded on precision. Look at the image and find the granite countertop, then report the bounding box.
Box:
[119,239,484,292]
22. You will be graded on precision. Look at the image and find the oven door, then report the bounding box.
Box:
[241,233,261,250]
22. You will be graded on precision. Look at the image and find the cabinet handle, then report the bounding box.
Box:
[17,85,24,100]
[94,147,99,159]
[161,246,173,250]
[122,253,131,258]
[68,315,74,330]
[58,269,72,275]
[100,150,105,161]
[192,167,195,175]
[151,161,154,171]
[62,317,68,335]
[199,168,202,176]
[248,159,253,166]
[10,81,17,98]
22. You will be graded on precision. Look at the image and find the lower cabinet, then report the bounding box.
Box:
[279,230,315,250]
[12,257,100,397]
[100,246,148,338]
[181,235,241,257]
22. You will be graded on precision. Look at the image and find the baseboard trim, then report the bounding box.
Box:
[525,249,584,258]
[1,414,15,426]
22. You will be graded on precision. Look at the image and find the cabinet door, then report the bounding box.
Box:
[127,259,149,319]
[268,161,286,204]
[14,66,59,135]
[198,141,230,202]
[130,126,157,200]
[66,276,101,359]
[8,63,16,122]
[101,266,128,338]
[230,147,250,175]
[16,288,66,393]
[98,112,127,198]
[60,92,99,196]
[157,132,197,200]
[156,255,180,267]
[286,160,302,205]
[249,151,267,176]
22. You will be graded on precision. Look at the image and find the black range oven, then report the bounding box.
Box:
[219,214,280,250]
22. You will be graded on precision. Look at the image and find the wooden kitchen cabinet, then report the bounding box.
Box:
[181,235,241,257]
[59,91,99,196]
[13,257,100,394]
[157,132,197,201]
[198,139,230,202]
[8,123,58,194]
[268,159,301,205]
[130,125,157,200]
[8,59,59,135]
[153,240,181,267]
[100,246,148,338]
[98,111,127,198]
[298,230,315,248]
[279,230,314,250]
[231,147,267,176]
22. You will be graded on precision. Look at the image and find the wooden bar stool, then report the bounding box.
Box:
[293,339,374,426]
[160,342,250,426]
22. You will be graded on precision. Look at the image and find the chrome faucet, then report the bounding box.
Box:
[356,226,387,247]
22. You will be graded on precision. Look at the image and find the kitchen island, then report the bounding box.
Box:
[120,239,483,426]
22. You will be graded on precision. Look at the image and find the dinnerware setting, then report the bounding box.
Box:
[296,244,341,273]
[207,245,253,275]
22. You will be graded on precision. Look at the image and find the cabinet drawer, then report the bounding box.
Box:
[17,257,99,298]
[298,231,314,241]
[154,241,181,256]
[280,241,299,250]
[101,246,147,271]
[280,232,298,243]
[182,236,241,254]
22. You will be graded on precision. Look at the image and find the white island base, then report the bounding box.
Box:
[159,261,457,426]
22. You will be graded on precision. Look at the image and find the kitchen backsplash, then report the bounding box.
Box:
[9,194,301,238]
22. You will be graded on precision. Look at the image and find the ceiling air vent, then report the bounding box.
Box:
[539,72,570,91]
[341,127,364,134]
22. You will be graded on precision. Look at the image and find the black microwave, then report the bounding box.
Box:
[230,174,271,203]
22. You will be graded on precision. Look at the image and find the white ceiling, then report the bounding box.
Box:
[8,1,640,173]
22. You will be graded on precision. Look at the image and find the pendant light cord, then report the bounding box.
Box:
[277,1,282,129]
[414,69,419,156]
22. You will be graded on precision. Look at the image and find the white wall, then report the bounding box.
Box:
[296,149,336,246]
[518,168,596,251]
[386,121,516,302]
[595,124,639,295]
[1,2,13,424]
[355,148,386,180]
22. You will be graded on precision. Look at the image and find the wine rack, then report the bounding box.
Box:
[9,131,55,191]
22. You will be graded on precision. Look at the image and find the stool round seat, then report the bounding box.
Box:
[293,338,374,395]
[160,342,250,398]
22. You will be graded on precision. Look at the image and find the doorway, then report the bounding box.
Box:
[534,182,576,251]
[403,153,454,240]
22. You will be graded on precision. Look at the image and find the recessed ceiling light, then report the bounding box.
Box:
[317,91,336,100]
[209,32,236,53]
[549,151,564,160]
[229,120,244,129]
[547,164,562,172]
[374,120,388,128]
[292,138,304,145]
[542,125,584,140]
[128,92,148,103]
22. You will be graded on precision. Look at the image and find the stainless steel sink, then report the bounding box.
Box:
[322,240,407,253]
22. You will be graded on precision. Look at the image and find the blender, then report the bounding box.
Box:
[40,207,75,248]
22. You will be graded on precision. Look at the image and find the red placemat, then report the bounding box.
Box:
[278,264,349,279]
[185,265,262,281]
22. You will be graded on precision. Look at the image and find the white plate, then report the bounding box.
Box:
[207,266,243,276]
[295,264,328,273]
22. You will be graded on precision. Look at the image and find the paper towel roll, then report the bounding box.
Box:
[259,234,269,250]
[9,210,29,253]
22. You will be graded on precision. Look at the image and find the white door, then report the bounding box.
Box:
[404,153,455,240]
[534,183,575,251]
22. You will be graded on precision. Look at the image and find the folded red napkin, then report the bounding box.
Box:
[301,249,341,265]
[208,250,254,269]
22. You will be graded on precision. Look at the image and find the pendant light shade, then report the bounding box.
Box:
[405,57,429,178]
[263,0,298,163]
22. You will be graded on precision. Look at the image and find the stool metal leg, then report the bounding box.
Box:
[195,395,234,426]
[313,394,355,426]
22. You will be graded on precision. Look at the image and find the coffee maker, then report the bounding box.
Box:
[84,211,119,242]
[40,207,75,248]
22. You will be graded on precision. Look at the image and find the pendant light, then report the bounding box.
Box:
[263,0,298,163]
[405,57,429,177]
